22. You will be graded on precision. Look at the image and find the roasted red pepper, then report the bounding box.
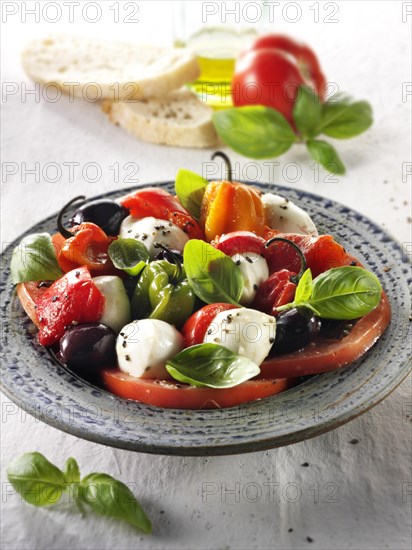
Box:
[120,188,205,240]
[59,222,115,274]
[262,232,357,277]
[35,266,105,346]
[252,269,297,315]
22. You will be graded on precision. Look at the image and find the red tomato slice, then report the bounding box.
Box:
[120,188,205,240]
[101,370,294,409]
[181,303,239,347]
[35,266,105,346]
[259,292,391,379]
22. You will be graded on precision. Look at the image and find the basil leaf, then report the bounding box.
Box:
[309,266,382,319]
[64,457,80,484]
[108,238,149,276]
[166,343,260,388]
[213,106,296,159]
[10,233,63,284]
[7,452,66,507]
[307,139,346,175]
[293,85,322,138]
[175,168,208,220]
[183,239,243,305]
[316,96,373,139]
[294,268,313,303]
[80,473,151,534]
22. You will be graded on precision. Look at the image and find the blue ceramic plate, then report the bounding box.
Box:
[1,182,411,455]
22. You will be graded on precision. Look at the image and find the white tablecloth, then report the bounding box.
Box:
[1,2,411,549]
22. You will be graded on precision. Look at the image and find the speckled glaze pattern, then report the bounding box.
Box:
[1,182,411,456]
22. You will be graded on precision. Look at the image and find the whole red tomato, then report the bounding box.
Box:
[232,35,326,125]
[232,49,304,124]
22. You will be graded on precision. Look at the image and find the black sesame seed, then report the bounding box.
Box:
[301,462,309,467]
[125,355,131,362]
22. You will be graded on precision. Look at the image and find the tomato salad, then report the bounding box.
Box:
[11,155,391,409]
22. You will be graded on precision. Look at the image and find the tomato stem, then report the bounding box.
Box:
[264,237,307,279]
[211,151,233,182]
[57,196,86,239]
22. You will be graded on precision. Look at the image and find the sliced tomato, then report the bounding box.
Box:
[181,303,239,347]
[35,266,105,346]
[263,232,359,277]
[259,292,391,378]
[120,188,205,240]
[101,370,294,409]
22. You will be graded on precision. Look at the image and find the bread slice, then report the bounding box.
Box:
[102,88,218,148]
[22,35,200,100]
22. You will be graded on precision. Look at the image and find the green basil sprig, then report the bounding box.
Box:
[213,105,296,159]
[10,233,63,284]
[277,266,382,320]
[183,239,243,306]
[212,86,373,175]
[175,168,208,220]
[7,452,151,534]
[166,343,260,388]
[108,238,149,276]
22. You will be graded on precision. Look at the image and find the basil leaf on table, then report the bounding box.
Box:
[308,266,382,319]
[316,96,373,139]
[79,473,152,534]
[8,452,152,534]
[306,139,346,175]
[108,238,149,276]
[10,233,63,284]
[7,452,66,507]
[213,106,296,159]
[183,239,243,305]
[175,168,208,220]
[293,85,322,138]
[166,343,260,388]
[63,457,81,484]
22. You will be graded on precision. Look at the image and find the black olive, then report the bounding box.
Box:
[60,323,116,373]
[319,318,357,340]
[271,308,320,355]
[69,200,129,236]
[154,248,184,265]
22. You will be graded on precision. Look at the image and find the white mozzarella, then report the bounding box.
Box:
[262,193,318,236]
[116,319,184,379]
[92,275,131,334]
[231,252,269,306]
[203,308,276,366]
[119,216,189,258]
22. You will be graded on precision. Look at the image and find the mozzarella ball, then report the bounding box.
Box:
[204,308,276,366]
[92,276,131,334]
[231,252,269,306]
[262,193,318,235]
[116,319,184,379]
[119,216,189,258]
